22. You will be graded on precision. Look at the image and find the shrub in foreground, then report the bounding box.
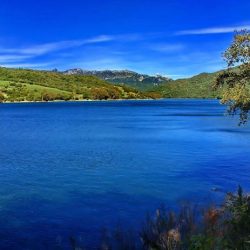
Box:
[96,186,250,250]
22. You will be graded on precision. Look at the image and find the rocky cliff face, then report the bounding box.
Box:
[63,69,171,90]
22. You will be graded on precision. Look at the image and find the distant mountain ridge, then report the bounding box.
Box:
[63,69,171,90]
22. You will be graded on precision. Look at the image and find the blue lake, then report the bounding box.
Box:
[0,99,250,249]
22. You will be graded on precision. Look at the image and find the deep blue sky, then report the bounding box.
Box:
[0,0,250,78]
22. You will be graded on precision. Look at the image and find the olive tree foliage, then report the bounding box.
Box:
[215,30,250,124]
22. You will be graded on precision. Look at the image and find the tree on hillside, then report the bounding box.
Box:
[0,92,5,103]
[215,30,250,124]
[41,91,56,102]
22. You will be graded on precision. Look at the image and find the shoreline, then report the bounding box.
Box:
[0,98,155,104]
[0,97,220,104]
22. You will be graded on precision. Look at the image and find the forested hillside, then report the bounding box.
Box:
[0,67,151,102]
[149,71,223,98]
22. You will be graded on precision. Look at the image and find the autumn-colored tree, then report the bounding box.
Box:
[0,92,5,102]
[215,30,250,124]
[41,91,56,102]
[91,87,110,100]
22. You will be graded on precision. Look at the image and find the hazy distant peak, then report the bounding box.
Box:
[63,68,171,90]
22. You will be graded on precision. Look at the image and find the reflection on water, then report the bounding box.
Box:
[0,99,249,248]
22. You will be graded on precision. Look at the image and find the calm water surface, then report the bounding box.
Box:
[0,99,250,249]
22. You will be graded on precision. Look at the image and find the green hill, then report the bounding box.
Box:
[149,71,223,98]
[0,67,151,102]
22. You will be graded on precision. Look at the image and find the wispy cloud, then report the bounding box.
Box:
[83,35,114,44]
[0,54,33,62]
[176,25,250,35]
[0,35,119,66]
[0,34,144,67]
[0,62,53,69]
[150,43,185,53]
[0,35,115,57]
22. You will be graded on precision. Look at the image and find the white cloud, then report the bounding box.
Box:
[84,35,114,44]
[0,35,119,66]
[0,33,144,67]
[0,54,33,62]
[0,62,53,68]
[0,35,115,57]
[176,25,250,35]
[150,43,185,53]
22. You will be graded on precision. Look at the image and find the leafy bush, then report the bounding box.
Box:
[96,187,250,250]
